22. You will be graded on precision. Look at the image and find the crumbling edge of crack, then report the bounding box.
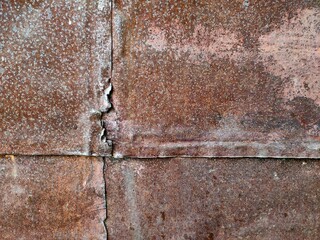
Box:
[91,0,115,158]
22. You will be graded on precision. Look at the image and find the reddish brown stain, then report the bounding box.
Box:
[106,158,320,239]
[9,0,44,8]
[0,0,112,155]
[0,155,106,239]
[111,0,320,158]
[288,97,320,128]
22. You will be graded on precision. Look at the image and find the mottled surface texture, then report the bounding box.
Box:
[107,158,320,240]
[1,0,320,239]
[110,0,320,158]
[0,155,106,239]
[0,0,111,155]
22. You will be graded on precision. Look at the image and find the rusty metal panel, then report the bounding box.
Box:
[109,0,320,158]
[106,158,320,239]
[0,155,106,239]
[0,0,111,155]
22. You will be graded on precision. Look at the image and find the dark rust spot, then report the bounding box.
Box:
[287,97,320,128]
[9,0,44,8]
[241,112,302,133]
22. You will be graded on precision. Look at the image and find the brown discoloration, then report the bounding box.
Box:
[110,0,320,158]
[287,97,320,128]
[106,158,320,239]
[0,0,111,155]
[9,0,44,8]
[0,155,106,239]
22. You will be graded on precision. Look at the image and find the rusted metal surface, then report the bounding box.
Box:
[0,155,106,239]
[106,158,320,239]
[109,0,320,158]
[0,0,111,155]
[1,1,320,238]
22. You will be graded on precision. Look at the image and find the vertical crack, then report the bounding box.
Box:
[102,157,108,240]
[110,0,114,76]
[102,1,113,239]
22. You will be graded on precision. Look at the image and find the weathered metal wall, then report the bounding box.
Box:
[1,0,112,156]
[109,0,320,158]
[106,158,320,239]
[0,0,319,239]
[0,155,106,239]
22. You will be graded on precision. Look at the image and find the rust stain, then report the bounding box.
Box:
[109,0,320,158]
[2,0,318,158]
[0,0,112,155]
[107,157,320,239]
[0,155,106,239]
[1,1,320,238]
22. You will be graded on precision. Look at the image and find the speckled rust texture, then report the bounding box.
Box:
[106,158,320,239]
[0,0,111,155]
[109,0,320,158]
[0,155,106,239]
